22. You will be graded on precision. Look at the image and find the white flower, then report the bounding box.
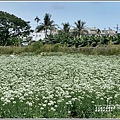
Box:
[26,101,33,106]
[65,95,71,98]
[6,99,11,103]
[42,104,46,107]
[57,100,62,103]
[68,111,71,114]
[1,97,4,101]
[28,91,33,95]
[51,107,56,111]
[13,101,16,104]
[19,96,25,101]
[54,105,58,108]
[72,98,77,101]
[10,97,14,100]
[40,107,44,110]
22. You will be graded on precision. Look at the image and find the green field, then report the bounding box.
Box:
[0,53,120,118]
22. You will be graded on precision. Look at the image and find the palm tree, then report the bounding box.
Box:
[34,16,40,41]
[58,22,72,45]
[36,13,56,38]
[74,20,86,37]
[61,22,71,33]
[97,29,101,36]
[34,16,40,26]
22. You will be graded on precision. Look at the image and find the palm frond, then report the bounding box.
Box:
[35,25,44,32]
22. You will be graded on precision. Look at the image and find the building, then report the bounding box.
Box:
[31,29,58,42]
[32,31,46,41]
[24,27,116,45]
[83,27,116,36]
[83,27,98,35]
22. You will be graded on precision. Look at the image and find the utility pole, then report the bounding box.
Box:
[114,24,120,33]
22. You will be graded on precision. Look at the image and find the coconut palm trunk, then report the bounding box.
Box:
[45,27,48,38]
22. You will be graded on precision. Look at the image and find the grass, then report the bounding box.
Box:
[0,41,120,55]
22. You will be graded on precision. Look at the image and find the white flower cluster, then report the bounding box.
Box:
[0,54,120,117]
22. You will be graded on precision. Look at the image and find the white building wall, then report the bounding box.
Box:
[32,32,45,41]
[31,30,51,41]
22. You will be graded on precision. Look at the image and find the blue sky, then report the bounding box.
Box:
[0,1,120,31]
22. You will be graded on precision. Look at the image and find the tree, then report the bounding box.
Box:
[97,29,101,36]
[36,13,56,38]
[34,16,40,26]
[0,11,31,46]
[74,20,86,37]
[61,22,71,33]
[58,22,73,45]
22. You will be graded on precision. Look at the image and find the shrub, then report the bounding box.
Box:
[51,43,63,52]
[31,41,43,51]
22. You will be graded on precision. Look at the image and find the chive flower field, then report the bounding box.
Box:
[0,53,120,118]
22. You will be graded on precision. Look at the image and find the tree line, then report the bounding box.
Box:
[0,11,120,47]
[35,13,120,47]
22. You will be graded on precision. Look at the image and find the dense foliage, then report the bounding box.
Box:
[1,11,120,48]
[44,33,120,48]
[34,13,120,48]
[36,13,57,38]
[0,11,31,46]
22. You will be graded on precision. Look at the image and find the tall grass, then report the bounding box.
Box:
[0,41,120,55]
[0,45,34,55]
